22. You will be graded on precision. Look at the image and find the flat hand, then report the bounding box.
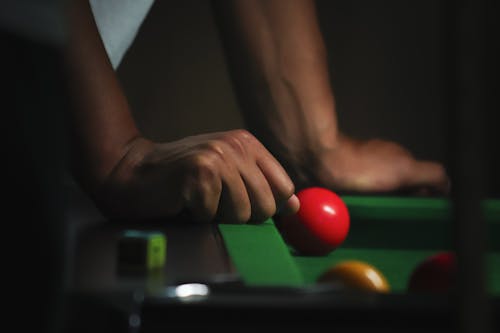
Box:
[99,130,299,223]
[289,134,449,195]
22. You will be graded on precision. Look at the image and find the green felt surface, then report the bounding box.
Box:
[342,195,500,221]
[219,220,303,286]
[294,248,500,294]
[219,196,500,293]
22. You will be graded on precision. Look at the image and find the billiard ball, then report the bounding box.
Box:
[317,260,390,293]
[407,251,456,293]
[276,187,350,255]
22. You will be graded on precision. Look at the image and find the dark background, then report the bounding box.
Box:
[117,0,448,165]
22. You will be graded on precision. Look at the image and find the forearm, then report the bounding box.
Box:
[213,0,338,162]
[214,1,449,195]
[65,0,141,190]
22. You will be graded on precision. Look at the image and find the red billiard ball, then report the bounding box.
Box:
[276,187,350,255]
[318,260,391,293]
[408,252,457,293]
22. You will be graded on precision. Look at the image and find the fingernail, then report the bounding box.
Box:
[277,194,300,216]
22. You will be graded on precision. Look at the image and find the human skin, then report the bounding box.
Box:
[212,0,449,195]
[65,0,448,223]
[65,0,299,222]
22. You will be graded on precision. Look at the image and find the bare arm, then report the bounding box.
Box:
[213,0,449,194]
[65,0,141,191]
[64,0,299,221]
[212,0,337,175]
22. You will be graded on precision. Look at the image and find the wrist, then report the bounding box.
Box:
[254,119,341,189]
[89,136,155,217]
[259,110,340,163]
[106,136,155,184]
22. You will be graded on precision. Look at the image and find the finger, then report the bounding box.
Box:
[239,164,278,224]
[405,161,450,194]
[280,194,300,215]
[182,159,222,223]
[256,154,297,211]
[230,134,296,217]
[216,162,252,224]
[185,177,222,223]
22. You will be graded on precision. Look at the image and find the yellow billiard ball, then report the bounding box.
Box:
[317,260,390,293]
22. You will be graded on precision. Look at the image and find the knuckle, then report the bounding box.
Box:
[191,153,217,177]
[204,140,226,159]
[223,129,255,155]
[232,129,253,141]
[274,179,296,202]
[186,156,221,194]
[198,174,220,195]
[282,180,296,199]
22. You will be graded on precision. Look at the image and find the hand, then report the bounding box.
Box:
[96,129,300,223]
[284,134,450,195]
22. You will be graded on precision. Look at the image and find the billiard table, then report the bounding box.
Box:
[220,196,500,291]
[65,190,500,332]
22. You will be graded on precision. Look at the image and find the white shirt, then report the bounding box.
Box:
[90,0,155,69]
